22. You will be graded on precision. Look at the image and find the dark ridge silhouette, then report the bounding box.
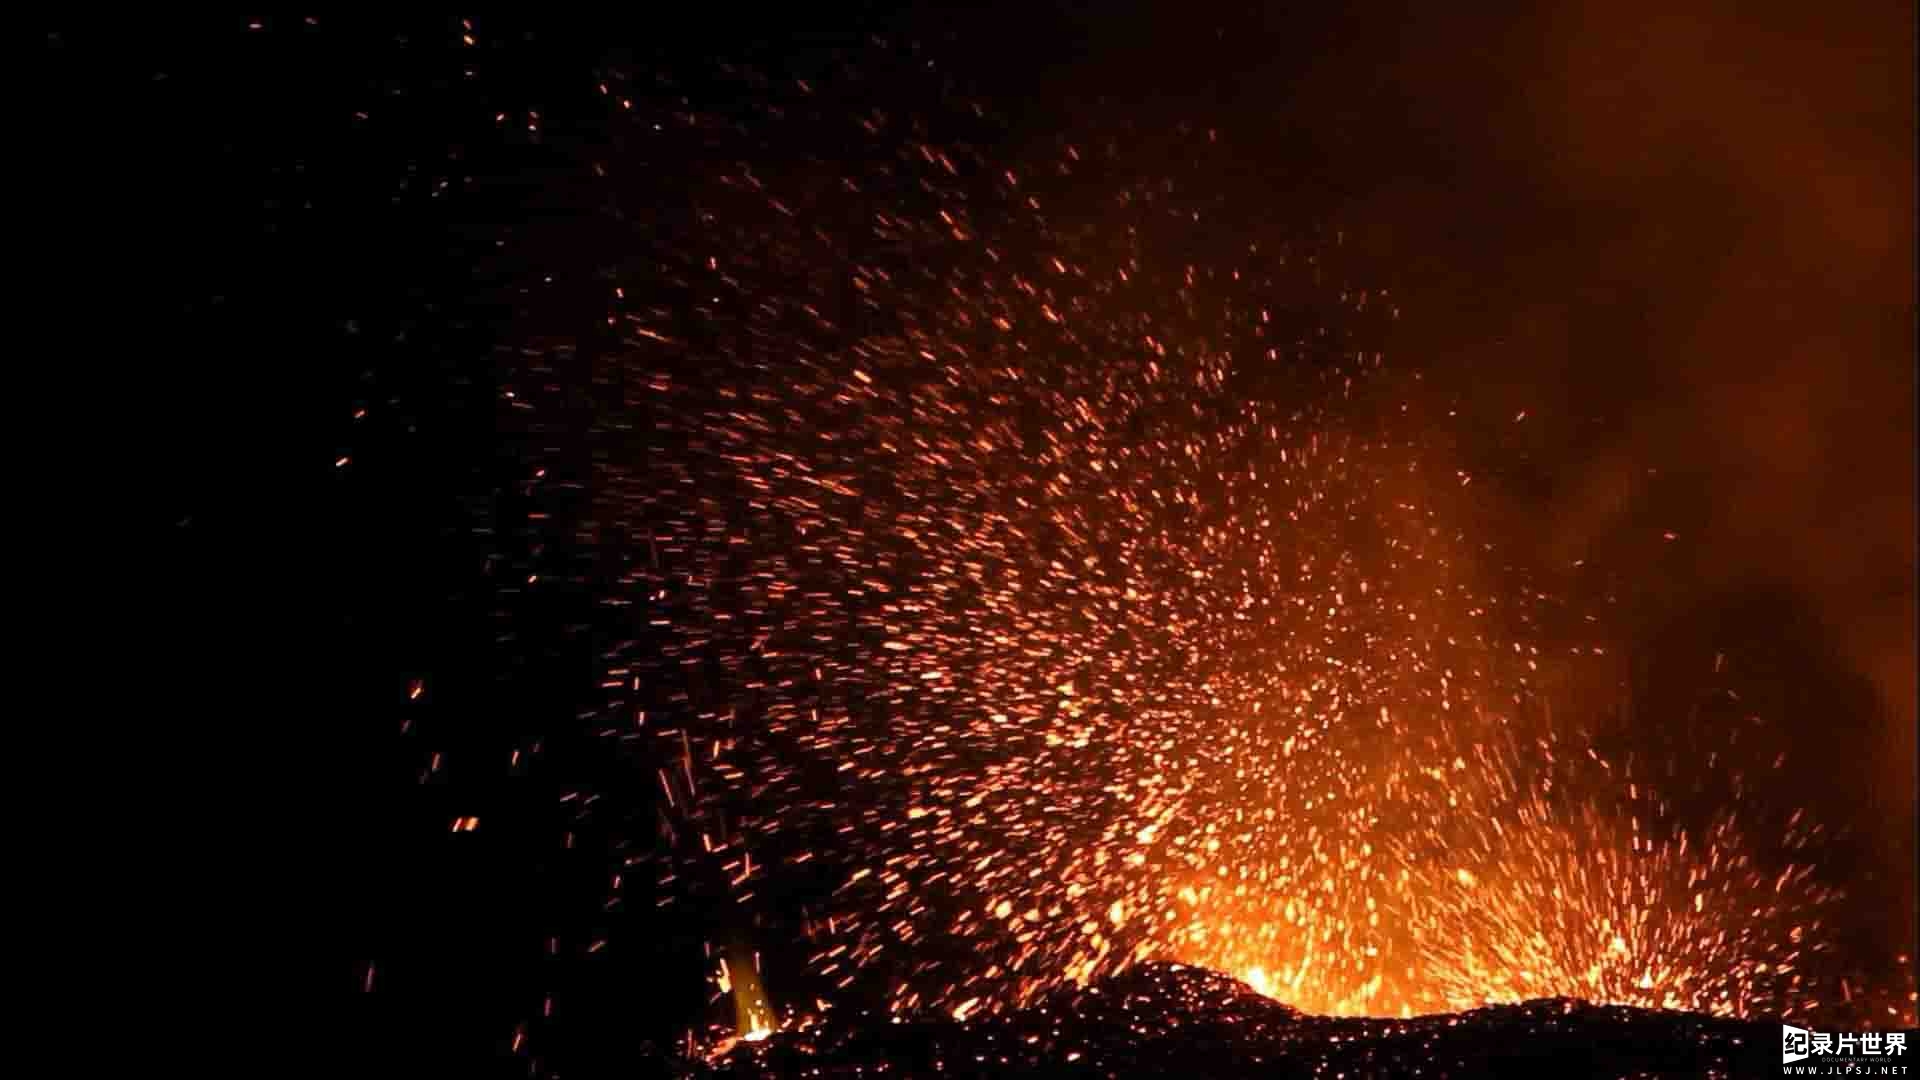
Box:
[685,961,1793,1078]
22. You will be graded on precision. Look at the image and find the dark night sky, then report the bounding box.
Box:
[40,4,1912,1074]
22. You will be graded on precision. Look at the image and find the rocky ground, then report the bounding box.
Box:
[678,963,1787,1078]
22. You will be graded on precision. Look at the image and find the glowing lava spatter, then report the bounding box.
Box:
[548,53,1891,1035]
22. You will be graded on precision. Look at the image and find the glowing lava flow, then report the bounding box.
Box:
[1164,734,1835,1019]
